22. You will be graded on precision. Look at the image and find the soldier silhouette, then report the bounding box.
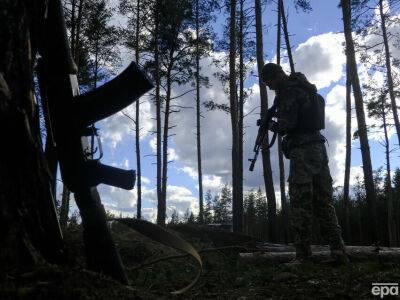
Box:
[261,63,349,264]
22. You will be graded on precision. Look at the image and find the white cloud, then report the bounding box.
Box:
[203,175,224,192]
[149,136,157,153]
[141,207,157,222]
[123,158,130,168]
[141,176,151,185]
[100,95,153,148]
[168,147,179,161]
[98,182,198,219]
[292,32,346,89]
[94,8,400,219]
[179,166,198,180]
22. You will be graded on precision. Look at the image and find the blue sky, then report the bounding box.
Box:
[63,0,400,221]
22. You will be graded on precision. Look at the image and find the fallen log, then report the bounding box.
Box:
[239,246,400,264]
[258,244,386,253]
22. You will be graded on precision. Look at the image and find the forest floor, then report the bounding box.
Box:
[1,223,400,299]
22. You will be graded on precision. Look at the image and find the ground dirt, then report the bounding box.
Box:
[1,223,399,299]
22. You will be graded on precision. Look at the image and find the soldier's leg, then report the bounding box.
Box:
[313,165,345,252]
[289,181,313,258]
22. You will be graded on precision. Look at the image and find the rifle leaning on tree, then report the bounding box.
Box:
[38,0,153,283]
[248,104,277,172]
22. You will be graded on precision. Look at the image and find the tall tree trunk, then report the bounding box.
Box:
[279,0,295,72]
[229,0,242,232]
[343,61,352,243]
[255,0,278,242]
[160,58,174,227]
[237,0,245,232]
[381,95,395,246]
[154,0,163,226]
[74,0,84,66]
[37,62,58,198]
[341,0,378,243]
[195,0,204,224]
[379,0,400,149]
[254,0,278,243]
[276,0,287,243]
[135,0,142,219]
[0,0,64,271]
[70,0,77,55]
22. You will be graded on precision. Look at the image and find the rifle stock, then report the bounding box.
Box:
[39,0,153,284]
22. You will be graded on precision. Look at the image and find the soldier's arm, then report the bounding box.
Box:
[270,89,300,135]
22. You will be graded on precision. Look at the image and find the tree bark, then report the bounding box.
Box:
[341,0,378,244]
[73,0,85,66]
[379,0,400,149]
[255,0,278,242]
[195,0,204,224]
[160,58,174,227]
[154,0,163,226]
[37,61,58,198]
[229,0,242,232]
[279,0,295,73]
[0,0,64,273]
[237,0,245,232]
[254,0,279,243]
[381,94,395,246]
[135,0,142,219]
[70,0,77,56]
[276,0,288,243]
[343,61,352,243]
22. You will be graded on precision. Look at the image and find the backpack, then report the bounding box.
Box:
[289,72,325,132]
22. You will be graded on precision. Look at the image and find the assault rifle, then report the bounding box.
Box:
[39,0,153,283]
[248,104,277,171]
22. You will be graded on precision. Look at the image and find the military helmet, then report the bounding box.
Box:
[261,63,284,82]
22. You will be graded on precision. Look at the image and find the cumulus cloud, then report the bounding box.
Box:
[99,94,153,148]
[169,34,351,193]
[179,166,198,180]
[293,32,346,89]
[98,182,198,220]
[93,7,400,219]
[165,185,199,218]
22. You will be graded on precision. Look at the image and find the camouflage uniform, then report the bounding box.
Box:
[271,75,345,259]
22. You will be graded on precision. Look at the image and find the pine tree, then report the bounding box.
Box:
[192,0,218,224]
[119,0,154,219]
[255,188,268,240]
[84,0,120,89]
[393,168,400,243]
[213,185,232,223]
[244,191,256,236]
[365,84,396,245]
[343,61,352,243]
[170,209,180,224]
[204,190,214,224]
[183,208,195,224]
[228,0,242,232]
[341,0,379,243]
[254,0,278,243]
